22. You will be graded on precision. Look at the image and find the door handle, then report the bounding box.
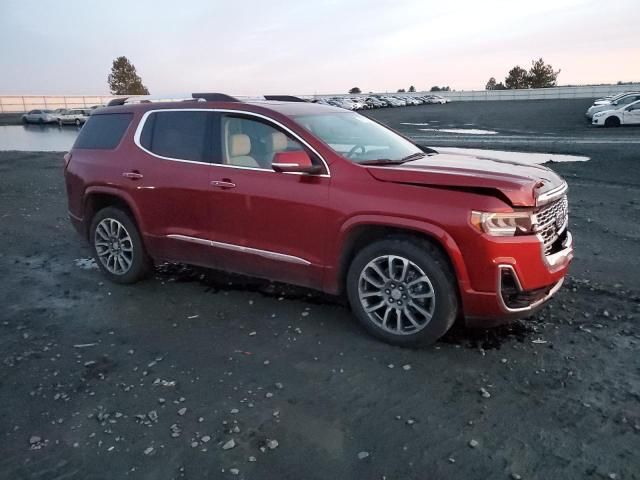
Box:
[122,171,144,180]
[210,180,236,189]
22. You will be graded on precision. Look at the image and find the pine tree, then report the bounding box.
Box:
[108,56,150,95]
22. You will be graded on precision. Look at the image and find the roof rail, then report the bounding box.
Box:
[264,95,307,102]
[192,92,240,102]
[107,97,128,106]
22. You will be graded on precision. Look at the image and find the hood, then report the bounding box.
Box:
[365,152,565,207]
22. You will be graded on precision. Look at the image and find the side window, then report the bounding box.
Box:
[74,113,133,150]
[140,111,211,162]
[220,115,306,170]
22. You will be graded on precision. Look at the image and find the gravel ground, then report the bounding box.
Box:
[1,99,639,479]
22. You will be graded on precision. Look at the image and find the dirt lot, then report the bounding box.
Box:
[1,100,639,479]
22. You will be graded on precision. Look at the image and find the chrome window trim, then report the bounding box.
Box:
[133,108,330,177]
[166,234,312,266]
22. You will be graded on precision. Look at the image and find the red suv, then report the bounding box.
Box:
[64,93,573,346]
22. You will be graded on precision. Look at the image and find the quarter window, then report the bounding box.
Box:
[73,113,133,150]
[221,115,306,170]
[140,111,211,162]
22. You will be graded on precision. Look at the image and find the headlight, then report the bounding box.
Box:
[593,112,605,117]
[470,210,536,237]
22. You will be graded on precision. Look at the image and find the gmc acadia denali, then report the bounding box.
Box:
[64,93,573,346]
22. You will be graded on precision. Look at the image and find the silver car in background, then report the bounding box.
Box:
[21,109,57,124]
[56,108,90,126]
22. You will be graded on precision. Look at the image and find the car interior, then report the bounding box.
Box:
[222,116,303,169]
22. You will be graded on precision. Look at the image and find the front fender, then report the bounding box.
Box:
[323,213,472,295]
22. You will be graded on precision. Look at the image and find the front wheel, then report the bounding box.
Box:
[346,237,459,347]
[89,207,151,284]
[604,116,620,128]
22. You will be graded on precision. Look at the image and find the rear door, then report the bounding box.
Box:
[129,109,223,265]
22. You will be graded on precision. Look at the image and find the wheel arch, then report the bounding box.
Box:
[327,215,471,298]
[83,187,144,240]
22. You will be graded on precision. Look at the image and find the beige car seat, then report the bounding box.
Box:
[228,134,260,168]
[265,132,289,165]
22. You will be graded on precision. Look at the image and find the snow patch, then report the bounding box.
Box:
[435,147,590,165]
[400,122,431,126]
[419,128,498,135]
[74,258,98,270]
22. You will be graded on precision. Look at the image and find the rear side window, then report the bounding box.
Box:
[139,111,211,162]
[74,113,133,150]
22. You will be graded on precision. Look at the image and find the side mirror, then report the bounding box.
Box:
[272,151,322,174]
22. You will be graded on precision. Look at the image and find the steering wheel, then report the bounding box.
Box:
[347,144,366,158]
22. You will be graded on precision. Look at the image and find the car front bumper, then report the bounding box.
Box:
[460,230,573,326]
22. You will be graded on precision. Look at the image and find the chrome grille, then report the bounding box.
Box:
[536,195,568,255]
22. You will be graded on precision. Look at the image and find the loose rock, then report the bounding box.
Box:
[222,439,236,450]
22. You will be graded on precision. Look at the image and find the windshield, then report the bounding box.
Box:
[293,112,423,163]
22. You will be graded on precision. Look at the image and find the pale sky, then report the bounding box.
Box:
[1,0,638,95]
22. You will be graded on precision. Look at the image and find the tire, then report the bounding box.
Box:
[346,237,459,347]
[58,119,63,127]
[89,207,152,284]
[75,119,81,126]
[38,118,44,124]
[22,116,28,124]
[604,116,620,128]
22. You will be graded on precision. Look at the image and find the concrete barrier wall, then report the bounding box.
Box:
[2,83,639,111]
[309,83,640,102]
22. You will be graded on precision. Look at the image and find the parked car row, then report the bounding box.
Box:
[21,107,101,126]
[313,94,450,110]
[587,91,640,127]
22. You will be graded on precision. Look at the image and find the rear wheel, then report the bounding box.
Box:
[346,237,459,347]
[604,116,621,128]
[75,118,81,126]
[90,207,151,284]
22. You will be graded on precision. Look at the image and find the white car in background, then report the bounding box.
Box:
[56,108,90,126]
[586,92,640,119]
[425,95,450,104]
[592,92,634,106]
[379,96,404,107]
[21,109,57,124]
[592,99,640,127]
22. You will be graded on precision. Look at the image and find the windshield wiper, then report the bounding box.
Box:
[400,152,428,162]
[358,158,408,165]
[358,152,427,166]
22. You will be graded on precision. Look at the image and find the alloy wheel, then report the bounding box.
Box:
[358,255,436,335]
[94,218,134,275]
